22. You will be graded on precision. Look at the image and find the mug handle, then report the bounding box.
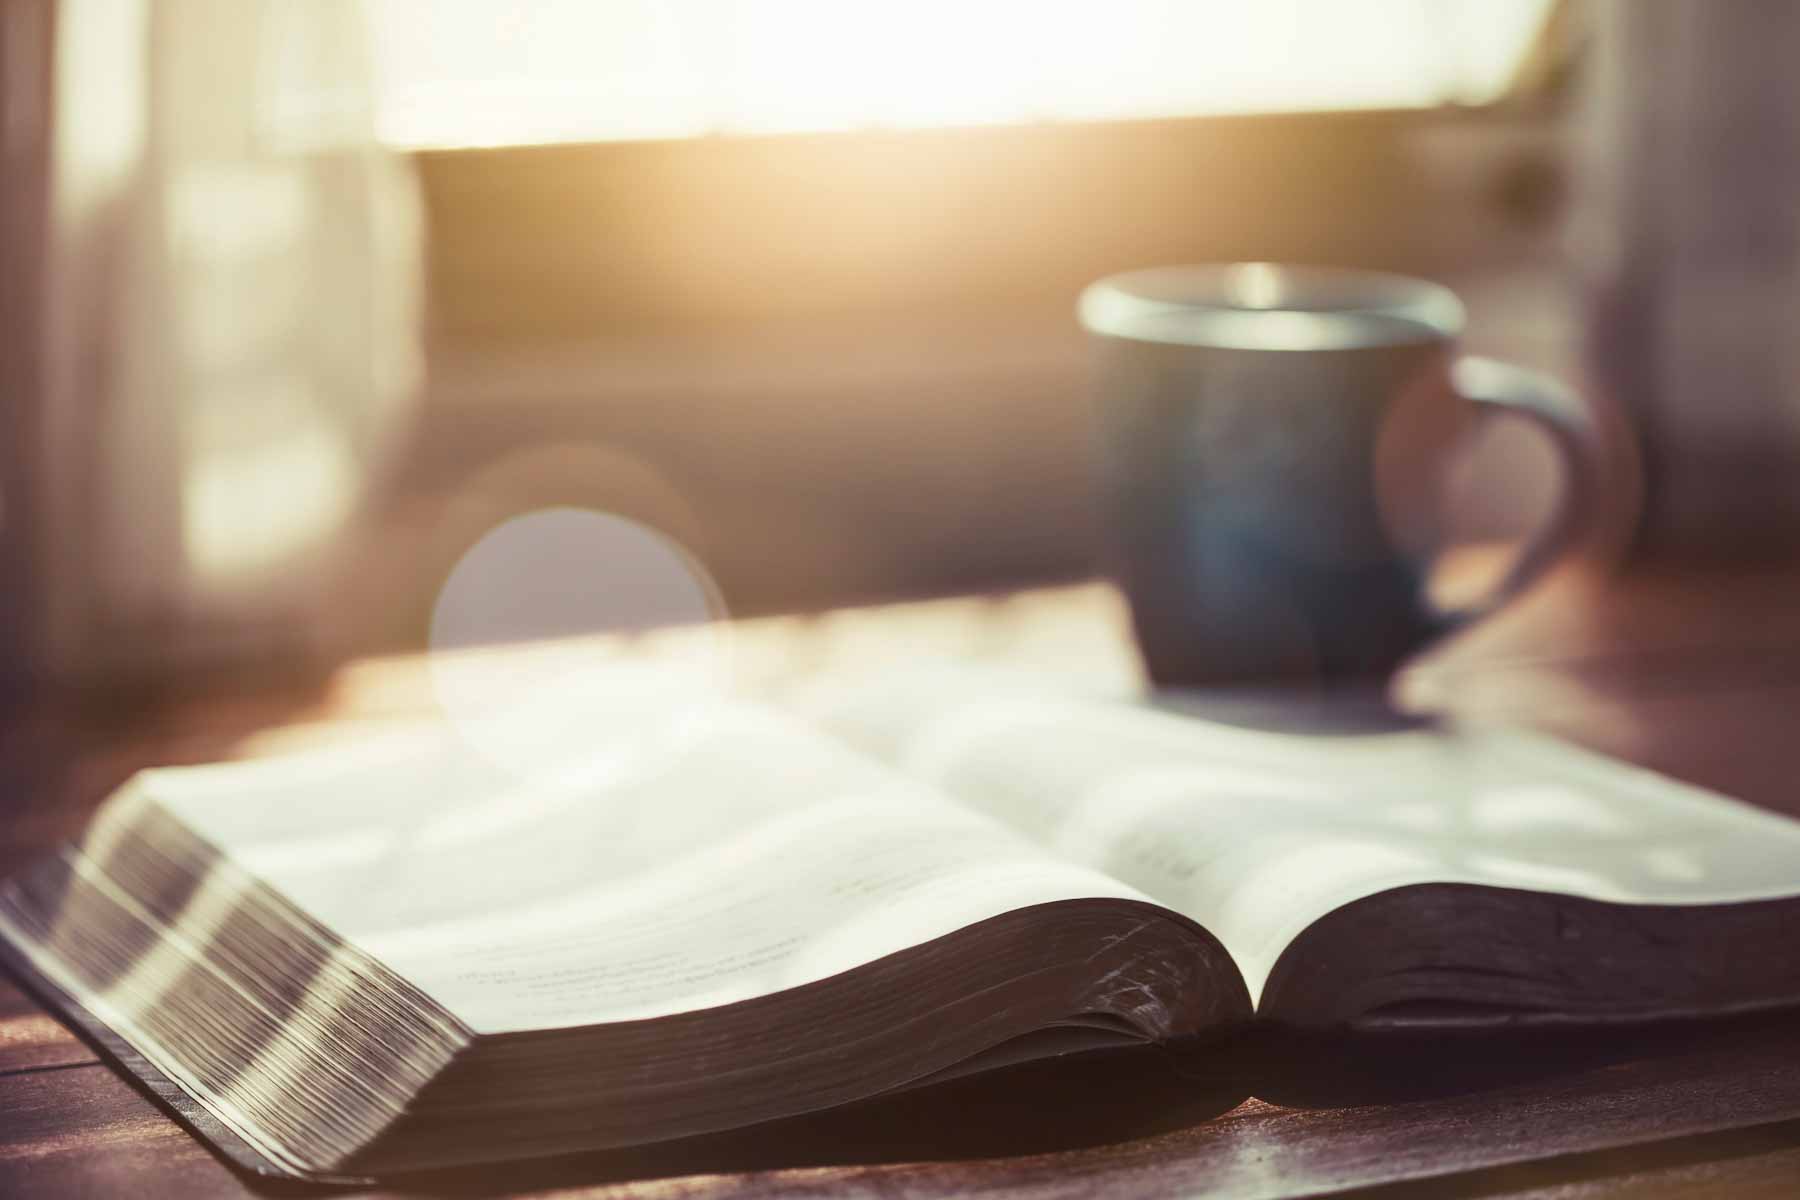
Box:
[1437,355,1601,624]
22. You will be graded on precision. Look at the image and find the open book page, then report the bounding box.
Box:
[133,702,1152,1033]
[797,666,1800,1005]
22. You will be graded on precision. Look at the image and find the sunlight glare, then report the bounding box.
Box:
[369,0,1554,149]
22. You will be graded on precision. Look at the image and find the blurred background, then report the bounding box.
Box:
[7,0,1794,700]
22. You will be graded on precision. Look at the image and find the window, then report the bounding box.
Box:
[370,0,1556,149]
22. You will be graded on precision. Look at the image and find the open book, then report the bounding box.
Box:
[5,668,1800,1181]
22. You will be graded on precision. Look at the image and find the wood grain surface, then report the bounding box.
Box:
[4,563,1800,1198]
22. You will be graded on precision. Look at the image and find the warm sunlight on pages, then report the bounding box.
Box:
[8,660,1800,1178]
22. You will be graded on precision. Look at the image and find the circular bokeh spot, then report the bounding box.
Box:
[429,508,729,779]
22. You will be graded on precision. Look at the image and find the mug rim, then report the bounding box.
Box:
[1079,263,1465,352]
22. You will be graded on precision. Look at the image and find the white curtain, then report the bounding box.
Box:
[42,0,422,675]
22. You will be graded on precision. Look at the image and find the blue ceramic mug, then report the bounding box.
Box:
[1081,264,1598,686]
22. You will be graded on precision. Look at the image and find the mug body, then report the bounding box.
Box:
[1082,265,1469,685]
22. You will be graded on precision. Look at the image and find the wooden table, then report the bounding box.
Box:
[5,558,1800,1198]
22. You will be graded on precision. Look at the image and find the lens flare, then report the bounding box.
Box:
[428,507,730,780]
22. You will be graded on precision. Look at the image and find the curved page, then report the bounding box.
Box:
[802,666,1800,1006]
[138,704,1154,1032]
